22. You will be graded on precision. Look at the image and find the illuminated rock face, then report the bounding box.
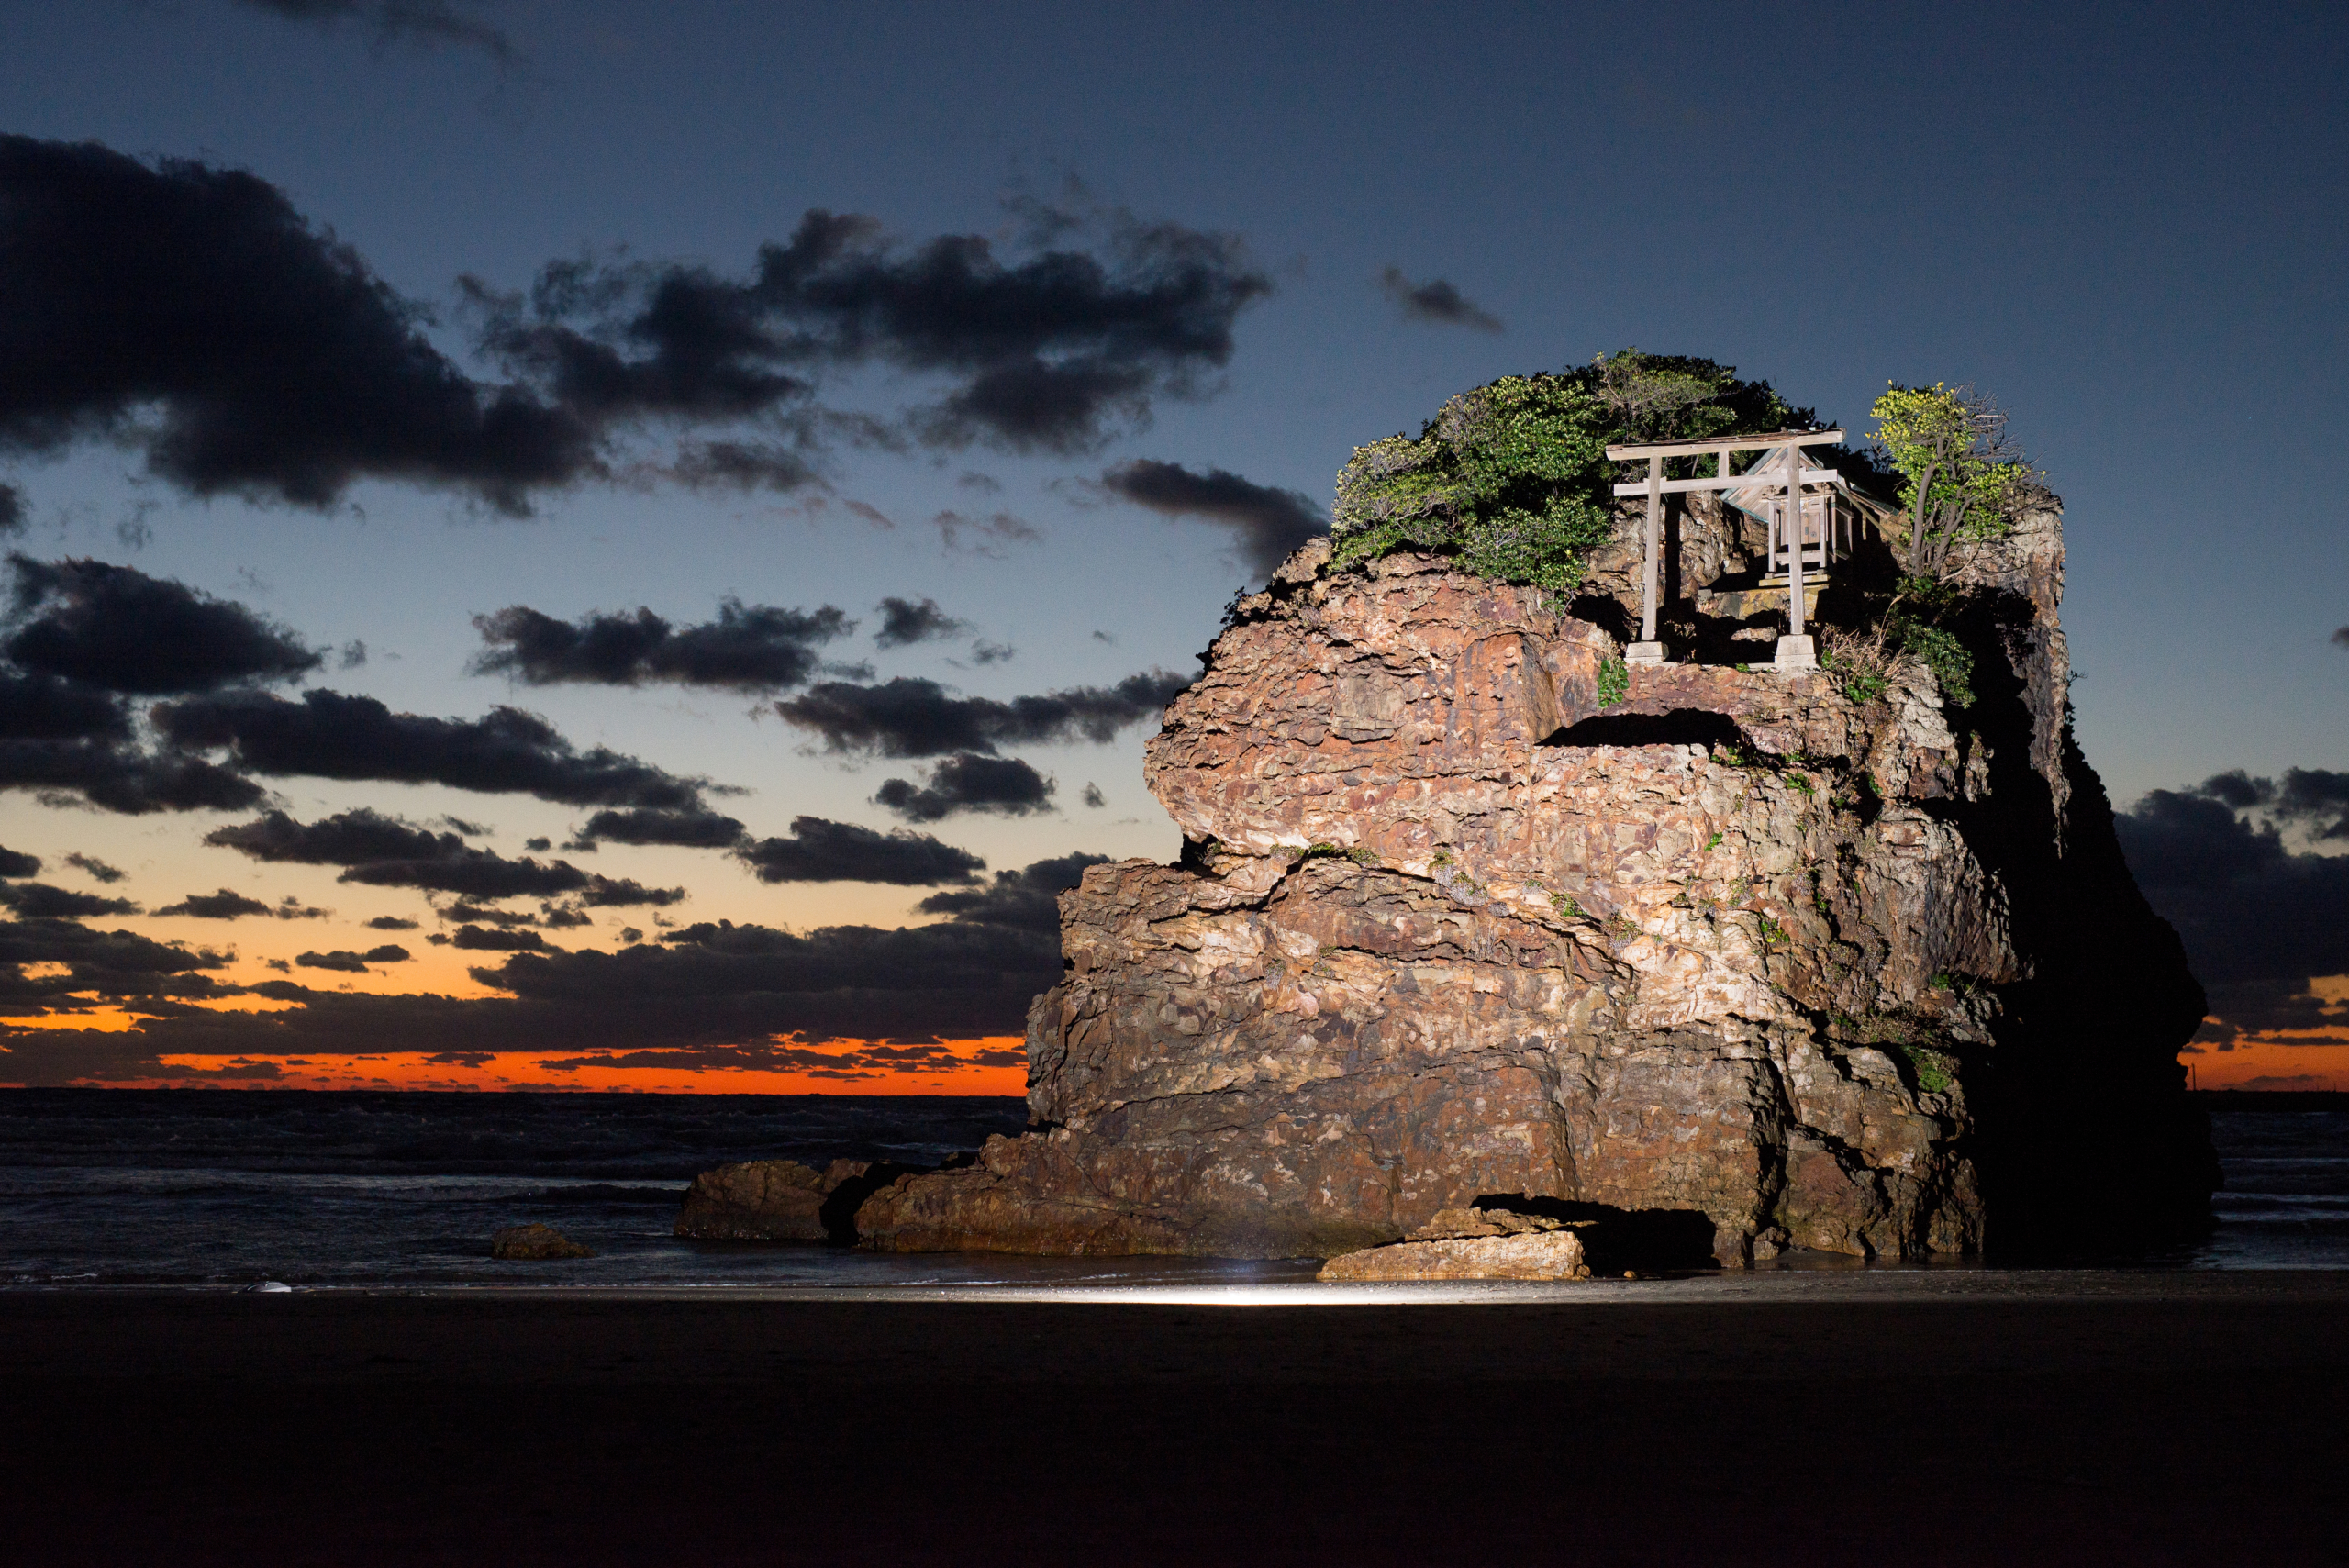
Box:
[860,527,2216,1264]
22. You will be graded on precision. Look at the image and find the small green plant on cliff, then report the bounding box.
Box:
[1787,773,1816,799]
[1820,637,1891,705]
[1757,914,1787,945]
[1329,352,1810,593]
[1903,1045,1956,1095]
[1597,653,1629,708]
[1705,830,1724,851]
[1551,891,1584,918]
[1607,912,1639,940]
[1430,849,1454,869]
[1291,841,1375,865]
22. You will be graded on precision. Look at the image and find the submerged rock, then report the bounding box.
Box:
[491,1223,593,1261]
[861,506,2215,1265]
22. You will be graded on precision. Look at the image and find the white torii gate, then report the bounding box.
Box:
[1605,428,1851,672]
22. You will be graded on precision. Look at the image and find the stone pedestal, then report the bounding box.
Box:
[1773,634,1817,671]
[1622,641,1666,667]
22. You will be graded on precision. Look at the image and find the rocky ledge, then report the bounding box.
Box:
[859,506,2214,1265]
[675,1158,910,1243]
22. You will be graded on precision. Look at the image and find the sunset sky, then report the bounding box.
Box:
[2,1,2344,1092]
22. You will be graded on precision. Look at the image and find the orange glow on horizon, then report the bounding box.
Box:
[2182,1034,2349,1093]
[27,1038,1033,1095]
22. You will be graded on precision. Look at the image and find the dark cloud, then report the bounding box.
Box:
[153,889,273,919]
[2116,784,2349,1040]
[0,843,39,877]
[154,889,329,921]
[0,135,595,515]
[450,924,552,952]
[153,689,713,809]
[0,917,231,1011]
[234,2,517,64]
[205,807,687,904]
[1095,458,1326,577]
[930,509,1041,556]
[470,599,851,692]
[2195,767,2349,841]
[0,645,265,816]
[443,899,539,927]
[1,670,130,743]
[875,752,1055,822]
[477,206,1273,457]
[0,483,24,536]
[364,915,418,930]
[63,852,124,883]
[666,438,828,495]
[2,138,1271,522]
[572,806,748,848]
[295,949,373,973]
[2332,626,2349,649]
[872,595,969,649]
[918,851,1108,934]
[6,556,319,694]
[1080,783,1106,809]
[1376,266,1504,332]
[0,736,267,816]
[206,806,466,866]
[2,851,1096,1074]
[577,877,685,907]
[0,882,139,919]
[774,669,1190,758]
[969,640,1015,665]
[0,658,263,814]
[0,921,224,995]
[733,816,984,885]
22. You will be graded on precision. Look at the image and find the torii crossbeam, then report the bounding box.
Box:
[1605,428,1849,672]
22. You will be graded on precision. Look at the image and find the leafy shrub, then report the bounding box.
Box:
[1902,1044,1955,1095]
[1330,352,1808,593]
[1597,653,1629,708]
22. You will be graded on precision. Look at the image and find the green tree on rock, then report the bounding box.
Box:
[1330,350,1809,595]
[1869,383,2044,580]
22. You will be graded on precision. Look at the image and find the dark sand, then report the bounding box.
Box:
[6,1272,2345,1566]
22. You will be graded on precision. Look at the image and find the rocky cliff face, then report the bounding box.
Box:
[859,506,2215,1264]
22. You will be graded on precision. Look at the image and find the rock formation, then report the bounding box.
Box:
[674,1158,909,1243]
[859,495,2215,1265]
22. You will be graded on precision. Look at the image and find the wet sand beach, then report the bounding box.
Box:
[5,1270,2345,1566]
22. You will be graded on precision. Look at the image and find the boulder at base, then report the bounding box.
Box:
[491,1223,593,1261]
[674,1158,899,1242]
[1321,1229,1592,1282]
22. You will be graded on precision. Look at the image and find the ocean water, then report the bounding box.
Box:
[0,1088,2340,1287]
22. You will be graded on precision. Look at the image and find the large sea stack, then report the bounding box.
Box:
[860,479,2216,1264]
